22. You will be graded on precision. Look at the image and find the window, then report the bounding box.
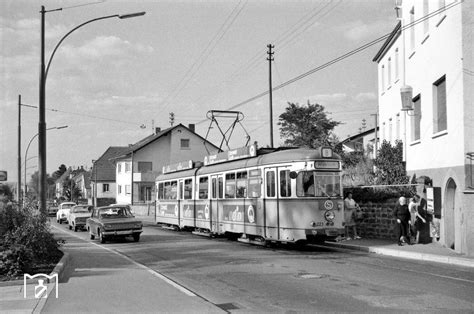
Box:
[296,172,341,197]
[396,114,400,141]
[157,183,164,199]
[125,185,131,195]
[138,162,152,172]
[410,7,415,51]
[423,0,429,35]
[118,163,122,173]
[118,185,122,194]
[102,183,109,193]
[236,171,247,198]
[388,58,392,87]
[164,181,177,199]
[199,177,208,199]
[212,177,217,199]
[184,179,193,200]
[225,173,236,198]
[412,95,421,141]
[248,169,261,198]
[266,171,276,197]
[180,139,190,149]
[218,176,223,198]
[381,65,385,91]
[395,48,399,80]
[125,162,131,172]
[280,170,292,197]
[433,75,447,133]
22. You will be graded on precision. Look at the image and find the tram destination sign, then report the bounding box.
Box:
[162,160,193,174]
[204,144,257,166]
[314,161,340,169]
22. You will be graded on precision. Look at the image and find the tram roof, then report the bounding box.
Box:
[156,147,340,181]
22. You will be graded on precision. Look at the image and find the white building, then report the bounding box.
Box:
[373,0,473,255]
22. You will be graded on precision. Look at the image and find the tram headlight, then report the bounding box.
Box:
[324,210,335,222]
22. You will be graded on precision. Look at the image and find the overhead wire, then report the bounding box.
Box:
[194,0,462,126]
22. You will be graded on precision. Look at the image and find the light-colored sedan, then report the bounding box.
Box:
[68,205,93,232]
[56,202,76,224]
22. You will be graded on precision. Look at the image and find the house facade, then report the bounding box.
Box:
[71,169,91,204]
[113,124,220,207]
[90,146,129,207]
[373,0,473,255]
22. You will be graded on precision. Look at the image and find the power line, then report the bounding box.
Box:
[194,1,461,126]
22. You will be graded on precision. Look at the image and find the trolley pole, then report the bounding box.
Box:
[17,95,21,205]
[267,44,274,149]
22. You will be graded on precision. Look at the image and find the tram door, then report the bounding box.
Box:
[210,174,223,233]
[264,168,279,240]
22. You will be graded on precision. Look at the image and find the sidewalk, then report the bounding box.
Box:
[136,214,474,268]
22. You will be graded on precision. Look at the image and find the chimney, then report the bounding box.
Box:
[155,127,161,134]
[188,124,195,133]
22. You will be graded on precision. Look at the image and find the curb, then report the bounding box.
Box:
[324,242,474,268]
[0,251,69,287]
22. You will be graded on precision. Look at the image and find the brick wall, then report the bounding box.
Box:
[356,199,399,240]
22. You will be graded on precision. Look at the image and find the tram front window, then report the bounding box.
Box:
[296,171,341,197]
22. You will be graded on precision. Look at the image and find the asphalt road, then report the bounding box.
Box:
[47,218,474,313]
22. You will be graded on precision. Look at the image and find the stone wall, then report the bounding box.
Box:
[356,199,399,240]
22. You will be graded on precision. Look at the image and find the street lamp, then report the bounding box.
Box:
[25,126,68,201]
[37,7,146,214]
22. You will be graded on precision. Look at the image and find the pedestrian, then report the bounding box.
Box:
[344,192,361,240]
[408,195,427,244]
[394,196,411,246]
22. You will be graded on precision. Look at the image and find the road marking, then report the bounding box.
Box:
[51,224,197,296]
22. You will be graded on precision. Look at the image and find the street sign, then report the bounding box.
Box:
[0,170,7,181]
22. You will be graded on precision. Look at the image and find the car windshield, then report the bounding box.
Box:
[72,207,89,213]
[62,204,75,209]
[296,171,341,197]
[99,207,133,219]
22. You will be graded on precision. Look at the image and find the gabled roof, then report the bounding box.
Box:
[92,146,129,182]
[113,123,220,160]
[372,21,401,63]
[340,127,379,145]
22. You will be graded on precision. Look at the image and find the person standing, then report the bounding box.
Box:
[394,196,411,246]
[344,192,361,240]
[409,195,427,244]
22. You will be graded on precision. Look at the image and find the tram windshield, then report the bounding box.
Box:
[296,171,341,197]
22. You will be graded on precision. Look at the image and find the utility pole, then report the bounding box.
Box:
[17,95,21,205]
[267,44,274,148]
[39,6,47,213]
[169,112,175,126]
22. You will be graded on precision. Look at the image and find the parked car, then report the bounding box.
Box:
[86,205,143,243]
[68,205,93,232]
[47,202,58,216]
[56,202,76,224]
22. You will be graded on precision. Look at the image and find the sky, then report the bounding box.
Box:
[1,0,398,184]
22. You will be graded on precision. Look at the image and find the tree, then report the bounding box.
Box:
[62,178,81,202]
[278,101,341,148]
[52,164,67,180]
[373,140,409,185]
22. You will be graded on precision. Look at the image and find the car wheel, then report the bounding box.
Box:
[89,228,95,240]
[69,224,72,230]
[99,230,106,244]
[74,226,77,232]
[133,234,140,242]
[58,219,62,224]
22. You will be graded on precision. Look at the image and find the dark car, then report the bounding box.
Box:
[86,205,143,243]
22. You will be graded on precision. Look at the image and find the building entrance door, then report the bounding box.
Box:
[445,179,457,250]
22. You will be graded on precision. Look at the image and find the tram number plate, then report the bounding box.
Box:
[313,222,324,227]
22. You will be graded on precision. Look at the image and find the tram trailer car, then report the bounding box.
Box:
[155,146,344,245]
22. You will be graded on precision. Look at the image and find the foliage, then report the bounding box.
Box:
[0,201,62,279]
[0,183,14,200]
[62,178,82,202]
[340,144,375,187]
[278,101,341,148]
[52,164,67,180]
[26,171,55,199]
[373,140,409,185]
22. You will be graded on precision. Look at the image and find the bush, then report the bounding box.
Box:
[0,202,62,280]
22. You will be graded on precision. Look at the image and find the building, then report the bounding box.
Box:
[71,168,91,204]
[113,124,220,209]
[340,127,379,159]
[90,146,129,207]
[373,0,473,255]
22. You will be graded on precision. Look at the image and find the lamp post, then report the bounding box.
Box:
[38,7,146,214]
[25,126,68,201]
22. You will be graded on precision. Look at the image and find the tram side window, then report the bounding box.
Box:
[199,177,209,199]
[164,181,178,199]
[225,173,236,198]
[157,183,164,200]
[236,171,247,198]
[184,179,193,199]
[266,171,276,197]
[218,176,224,198]
[179,181,184,200]
[280,170,292,197]
[212,177,217,199]
[296,172,315,197]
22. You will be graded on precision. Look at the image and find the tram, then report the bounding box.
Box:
[155,144,344,245]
